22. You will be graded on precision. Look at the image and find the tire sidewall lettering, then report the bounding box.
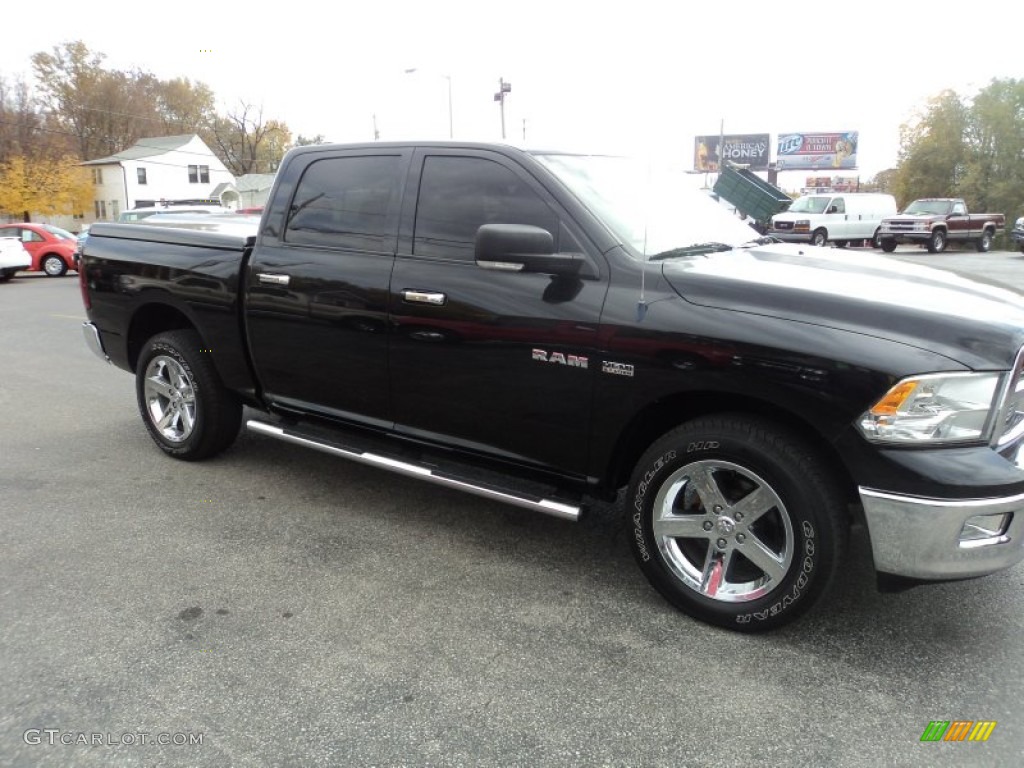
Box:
[632,450,676,562]
[735,519,817,624]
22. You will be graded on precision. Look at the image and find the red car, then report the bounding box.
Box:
[0,223,78,277]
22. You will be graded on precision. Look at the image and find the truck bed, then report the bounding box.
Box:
[81,218,260,400]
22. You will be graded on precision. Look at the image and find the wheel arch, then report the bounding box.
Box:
[604,391,857,504]
[127,302,201,372]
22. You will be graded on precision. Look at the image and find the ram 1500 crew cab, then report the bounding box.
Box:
[80,142,1024,631]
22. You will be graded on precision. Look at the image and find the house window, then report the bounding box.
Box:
[111,200,120,218]
[95,200,107,219]
[188,165,210,184]
[92,168,103,185]
[137,168,147,185]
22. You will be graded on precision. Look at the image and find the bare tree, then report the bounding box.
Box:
[205,103,292,175]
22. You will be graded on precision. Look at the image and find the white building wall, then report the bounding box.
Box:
[122,137,235,209]
[85,135,236,221]
[89,163,128,222]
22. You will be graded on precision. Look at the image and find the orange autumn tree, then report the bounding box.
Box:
[0,155,92,222]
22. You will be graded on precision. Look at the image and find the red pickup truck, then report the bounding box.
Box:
[878,198,1005,254]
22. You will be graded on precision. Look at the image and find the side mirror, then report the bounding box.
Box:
[828,205,838,214]
[475,224,582,277]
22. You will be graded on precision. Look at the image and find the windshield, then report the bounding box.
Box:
[786,196,831,214]
[43,224,75,240]
[903,200,953,215]
[533,153,760,258]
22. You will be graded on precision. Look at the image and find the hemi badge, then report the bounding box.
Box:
[602,361,634,377]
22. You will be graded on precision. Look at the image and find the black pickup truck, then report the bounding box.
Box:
[80,142,1024,632]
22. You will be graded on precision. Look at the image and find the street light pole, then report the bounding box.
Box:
[404,68,454,139]
[445,75,453,139]
[494,77,511,140]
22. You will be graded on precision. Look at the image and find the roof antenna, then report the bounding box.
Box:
[637,160,650,322]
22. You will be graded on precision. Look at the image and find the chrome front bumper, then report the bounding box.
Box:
[860,487,1024,579]
[767,231,810,243]
[82,322,111,364]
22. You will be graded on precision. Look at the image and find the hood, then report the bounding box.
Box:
[884,212,940,221]
[660,243,1024,370]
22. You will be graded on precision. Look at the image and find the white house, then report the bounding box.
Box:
[79,134,238,222]
[235,173,277,209]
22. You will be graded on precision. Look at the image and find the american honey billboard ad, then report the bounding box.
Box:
[776,131,859,170]
[694,134,771,172]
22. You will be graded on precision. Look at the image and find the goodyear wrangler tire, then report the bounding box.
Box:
[136,330,242,461]
[627,415,847,632]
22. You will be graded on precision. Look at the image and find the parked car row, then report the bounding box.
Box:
[0,223,78,278]
[766,193,1013,255]
[1013,216,1024,253]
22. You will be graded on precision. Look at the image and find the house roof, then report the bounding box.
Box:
[80,134,200,165]
[236,173,277,192]
[210,182,237,197]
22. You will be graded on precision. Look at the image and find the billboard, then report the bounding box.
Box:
[776,131,858,170]
[694,133,771,172]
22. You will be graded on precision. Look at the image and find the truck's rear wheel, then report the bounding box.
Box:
[976,230,993,252]
[136,330,241,461]
[811,229,828,247]
[927,230,947,253]
[627,415,846,632]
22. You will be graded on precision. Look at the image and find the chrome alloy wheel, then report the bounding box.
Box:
[42,255,65,276]
[143,355,197,442]
[652,460,794,602]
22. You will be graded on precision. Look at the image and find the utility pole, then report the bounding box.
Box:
[494,77,512,140]
[522,118,527,142]
[373,114,379,141]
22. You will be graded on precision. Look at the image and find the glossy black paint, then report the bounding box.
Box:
[243,149,412,427]
[81,141,1024,505]
[81,223,258,402]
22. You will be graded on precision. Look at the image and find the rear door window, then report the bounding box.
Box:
[285,155,402,251]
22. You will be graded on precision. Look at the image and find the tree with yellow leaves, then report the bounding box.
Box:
[0,155,93,222]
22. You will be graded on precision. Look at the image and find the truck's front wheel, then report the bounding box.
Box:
[927,229,947,253]
[880,237,897,253]
[136,330,241,461]
[811,229,828,247]
[627,415,846,632]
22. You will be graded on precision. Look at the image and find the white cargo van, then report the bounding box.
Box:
[769,192,897,247]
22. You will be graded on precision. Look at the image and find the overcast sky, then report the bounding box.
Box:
[3,1,1022,188]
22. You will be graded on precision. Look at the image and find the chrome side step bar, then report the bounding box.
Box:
[246,420,581,522]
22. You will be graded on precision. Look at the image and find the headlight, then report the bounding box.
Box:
[858,372,1002,444]
[1015,216,1024,229]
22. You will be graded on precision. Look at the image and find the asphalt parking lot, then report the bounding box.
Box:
[3,248,1024,767]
